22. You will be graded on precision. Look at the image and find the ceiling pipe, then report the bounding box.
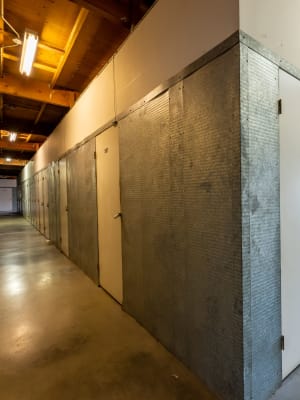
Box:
[0,0,22,77]
[0,0,21,47]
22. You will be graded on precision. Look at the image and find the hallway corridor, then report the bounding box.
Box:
[0,216,217,400]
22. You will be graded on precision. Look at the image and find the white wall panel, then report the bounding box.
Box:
[240,0,300,70]
[22,0,238,181]
[64,61,115,149]
[115,0,239,113]
[0,179,17,187]
[28,61,115,175]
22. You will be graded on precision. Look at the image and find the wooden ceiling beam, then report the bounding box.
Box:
[0,158,27,167]
[0,73,77,107]
[0,149,34,160]
[70,0,128,25]
[0,95,3,122]
[0,130,46,142]
[34,103,47,126]
[0,2,4,78]
[3,52,57,73]
[38,41,65,55]
[51,8,89,88]
[34,8,88,125]
[0,140,39,152]
[0,118,55,136]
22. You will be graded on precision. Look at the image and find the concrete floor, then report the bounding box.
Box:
[0,216,217,400]
[271,367,300,400]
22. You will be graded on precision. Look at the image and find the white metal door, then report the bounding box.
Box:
[96,126,123,303]
[59,158,69,256]
[280,69,300,378]
[0,188,12,212]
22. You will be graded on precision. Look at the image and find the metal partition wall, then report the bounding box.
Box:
[48,162,60,246]
[21,181,30,219]
[36,174,41,232]
[119,46,243,400]
[67,139,99,284]
[34,175,39,229]
[43,170,50,239]
[30,177,36,227]
[59,158,69,256]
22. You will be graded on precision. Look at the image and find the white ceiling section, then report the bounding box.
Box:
[240,0,300,70]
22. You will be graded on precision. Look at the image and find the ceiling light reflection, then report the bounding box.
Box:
[37,272,53,288]
[4,277,26,296]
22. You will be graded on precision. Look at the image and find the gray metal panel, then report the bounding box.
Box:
[48,163,60,245]
[120,45,243,400]
[43,170,50,238]
[240,44,281,400]
[183,45,243,399]
[12,187,18,212]
[67,139,98,284]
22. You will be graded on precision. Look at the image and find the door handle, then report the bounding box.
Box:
[113,212,122,219]
[65,206,69,212]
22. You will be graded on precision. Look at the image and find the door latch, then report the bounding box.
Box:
[113,212,122,219]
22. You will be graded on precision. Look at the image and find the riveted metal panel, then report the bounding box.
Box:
[240,44,281,400]
[120,45,242,400]
[67,139,98,284]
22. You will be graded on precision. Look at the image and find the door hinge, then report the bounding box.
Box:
[281,335,285,351]
[94,151,97,159]
[278,99,282,115]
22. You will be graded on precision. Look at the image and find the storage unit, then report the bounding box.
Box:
[18,1,300,399]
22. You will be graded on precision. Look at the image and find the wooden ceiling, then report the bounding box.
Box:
[0,0,155,178]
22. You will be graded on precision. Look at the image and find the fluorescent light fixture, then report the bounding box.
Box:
[19,29,39,76]
[9,132,17,142]
[5,157,12,162]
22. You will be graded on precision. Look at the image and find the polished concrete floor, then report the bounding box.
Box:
[0,216,217,400]
[271,366,300,400]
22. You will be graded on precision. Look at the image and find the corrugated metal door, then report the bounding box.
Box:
[32,177,37,227]
[38,173,44,232]
[280,70,300,378]
[48,163,60,245]
[35,175,39,228]
[96,126,123,303]
[43,171,49,238]
[59,158,69,256]
[67,139,98,284]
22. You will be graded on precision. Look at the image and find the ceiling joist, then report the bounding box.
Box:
[70,0,128,25]
[3,52,57,73]
[38,41,65,55]
[0,157,27,166]
[51,8,89,88]
[0,139,39,151]
[34,7,89,125]
[0,74,78,107]
[0,118,55,136]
